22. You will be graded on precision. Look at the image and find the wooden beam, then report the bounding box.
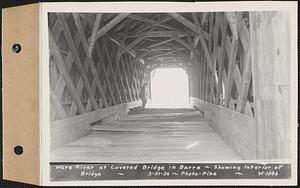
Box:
[198,24,213,72]
[238,19,250,51]
[122,55,136,101]
[112,46,130,102]
[236,42,252,113]
[106,34,146,65]
[79,15,117,106]
[148,55,190,63]
[105,34,137,57]
[72,13,109,108]
[201,12,209,25]
[126,30,194,38]
[139,47,186,53]
[122,37,144,54]
[49,29,86,114]
[146,38,174,49]
[103,37,123,103]
[94,13,130,40]
[95,42,117,105]
[216,13,227,105]
[192,13,200,48]
[52,19,63,41]
[58,14,100,111]
[168,13,210,40]
[120,56,134,102]
[149,51,177,58]
[172,36,200,57]
[200,54,206,100]
[127,56,140,100]
[146,53,190,61]
[52,16,89,116]
[135,16,173,34]
[88,13,102,57]
[128,14,175,31]
[224,36,238,108]
[113,17,133,32]
[169,13,199,34]
[130,61,141,99]
[50,90,68,119]
[210,13,221,102]
[225,12,239,40]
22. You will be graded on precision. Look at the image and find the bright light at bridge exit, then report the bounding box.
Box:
[149,68,191,108]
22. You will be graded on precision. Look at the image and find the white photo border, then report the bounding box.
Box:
[40,1,298,186]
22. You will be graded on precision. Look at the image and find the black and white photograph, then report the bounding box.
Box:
[41,2,297,186]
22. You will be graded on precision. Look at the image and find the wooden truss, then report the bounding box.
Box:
[49,13,147,121]
[189,12,253,116]
[48,11,254,121]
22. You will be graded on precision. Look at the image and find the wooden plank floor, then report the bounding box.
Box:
[51,108,241,162]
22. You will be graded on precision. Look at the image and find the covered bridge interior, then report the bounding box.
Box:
[49,11,291,162]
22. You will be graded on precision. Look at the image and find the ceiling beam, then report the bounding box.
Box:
[148,51,177,58]
[146,52,191,61]
[93,13,130,41]
[169,13,199,33]
[138,45,185,59]
[169,13,214,71]
[105,34,136,57]
[168,13,210,39]
[171,36,200,56]
[146,38,174,49]
[138,47,186,52]
[128,14,175,31]
[124,37,144,52]
[126,30,193,38]
[148,57,190,65]
[105,34,145,64]
[135,16,173,34]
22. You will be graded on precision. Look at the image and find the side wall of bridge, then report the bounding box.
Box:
[48,13,150,149]
[189,12,291,160]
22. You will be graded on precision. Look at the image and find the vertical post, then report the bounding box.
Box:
[250,11,291,159]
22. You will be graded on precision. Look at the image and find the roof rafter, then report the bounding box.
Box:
[126,30,194,38]
[168,13,210,39]
[135,16,173,34]
[171,36,200,56]
[128,14,175,31]
[105,34,146,64]
[93,13,130,41]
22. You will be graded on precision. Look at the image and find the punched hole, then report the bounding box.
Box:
[14,145,23,155]
[12,43,22,53]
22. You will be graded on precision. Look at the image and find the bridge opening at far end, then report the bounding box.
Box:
[149,67,190,108]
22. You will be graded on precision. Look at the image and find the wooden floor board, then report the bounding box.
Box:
[51,108,241,162]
